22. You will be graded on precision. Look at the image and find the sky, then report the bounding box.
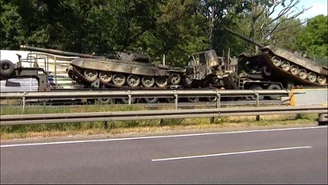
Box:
[291,0,327,20]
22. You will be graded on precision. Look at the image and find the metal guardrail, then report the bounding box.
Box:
[1,106,326,126]
[0,89,296,99]
[0,89,304,110]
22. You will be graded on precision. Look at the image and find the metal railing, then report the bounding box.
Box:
[0,105,326,126]
[0,89,304,110]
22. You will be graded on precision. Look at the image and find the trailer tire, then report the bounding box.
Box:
[97,98,114,104]
[144,97,158,104]
[249,85,264,100]
[267,84,282,100]
[187,97,199,103]
[0,60,15,76]
[120,97,137,104]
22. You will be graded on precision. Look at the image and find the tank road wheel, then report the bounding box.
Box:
[84,69,98,82]
[298,69,307,79]
[155,76,168,88]
[141,76,155,88]
[127,74,140,87]
[169,73,181,85]
[112,73,126,87]
[290,65,299,75]
[281,61,290,71]
[307,72,317,83]
[272,56,282,67]
[99,71,113,83]
[317,75,327,85]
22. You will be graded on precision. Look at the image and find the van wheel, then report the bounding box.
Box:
[0,60,15,76]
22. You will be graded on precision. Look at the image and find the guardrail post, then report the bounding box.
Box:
[216,93,221,109]
[174,92,178,110]
[255,91,260,121]
[104,121,108,129]
[128,90,132,105]
[22,96,26,113]
[43,101,46,112]
[296,114,301,119]
[211,92,221,124]
[160,119,164,126]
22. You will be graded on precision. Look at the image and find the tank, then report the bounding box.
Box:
[20,45,185,89]
[223,28,328,86]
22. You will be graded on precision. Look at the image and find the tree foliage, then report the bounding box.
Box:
[294,15,328,58]
[0,0,325,67]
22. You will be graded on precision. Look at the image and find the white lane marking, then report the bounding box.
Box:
[1,126,326,148]
[151,146,313,162]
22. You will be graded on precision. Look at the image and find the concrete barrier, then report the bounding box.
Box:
[290,88,327,107]
[290,88,328,126]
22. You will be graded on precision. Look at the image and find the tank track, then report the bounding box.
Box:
[66,65,220,104]
[263,51,328,86]
[69,66,183,90]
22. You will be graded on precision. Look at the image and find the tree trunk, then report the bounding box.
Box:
[208,5,216,49]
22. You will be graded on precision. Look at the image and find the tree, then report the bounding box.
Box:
[270,17,305,49]
[295,15,328,59]
[0,0,50,49]
[230,0,310,53]
[196,0,252,50]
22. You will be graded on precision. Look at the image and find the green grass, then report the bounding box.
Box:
[0,104,319,140]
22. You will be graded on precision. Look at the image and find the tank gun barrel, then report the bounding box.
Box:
[20,45,94,58]
[223,28,265,48]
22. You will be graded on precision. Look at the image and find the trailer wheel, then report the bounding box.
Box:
[143,97,158,104]
[267,84,282,100]
[120,97,137,104]
[166,97,175,103]
[249,85,264,100]
[97,97,114,104]
[187,97,199,103]
[0,60,15,76]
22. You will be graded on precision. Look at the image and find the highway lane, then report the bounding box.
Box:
[1,126,327,184]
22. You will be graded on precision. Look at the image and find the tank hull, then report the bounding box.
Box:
[238,51,328,86]
[263,45,328,75]
[223,27,328,86]
[68,56,185,89]
[70,58,170,77]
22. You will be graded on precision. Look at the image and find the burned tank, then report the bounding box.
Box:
[224,28,328,86]
[20,45,185,89]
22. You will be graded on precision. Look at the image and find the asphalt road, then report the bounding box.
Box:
[1,126,327,184]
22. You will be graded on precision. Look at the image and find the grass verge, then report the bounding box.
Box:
[0,104,319,140]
